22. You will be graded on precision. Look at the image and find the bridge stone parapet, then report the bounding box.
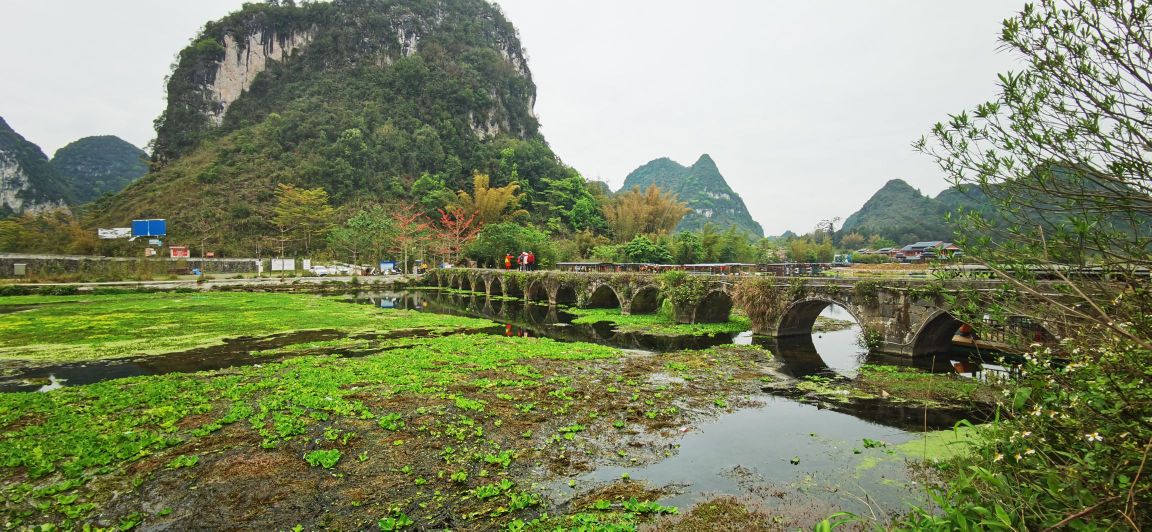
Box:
[420,269,1035,357]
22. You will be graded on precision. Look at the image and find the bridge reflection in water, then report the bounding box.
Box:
[426,268,1061,357]
[355,289,1001,429]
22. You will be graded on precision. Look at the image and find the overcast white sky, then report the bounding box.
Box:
[0,1,1025,235]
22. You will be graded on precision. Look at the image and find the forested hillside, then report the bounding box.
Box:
[51,136,147,204]
[839,179,955,244]
[89,0,599,255]
[620,155,763,237]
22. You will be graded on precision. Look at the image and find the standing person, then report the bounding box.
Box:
[518,251,528,271]
[504,253,513,270]
[527,251,536,271]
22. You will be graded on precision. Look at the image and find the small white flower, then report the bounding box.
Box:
[993,453,1004,462]
[1086,432,1103,442]
[1025,448,1036,455]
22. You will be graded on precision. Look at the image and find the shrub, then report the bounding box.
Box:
[731,277,789,334]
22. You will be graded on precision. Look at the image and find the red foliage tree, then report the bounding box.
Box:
[434,207,481,266]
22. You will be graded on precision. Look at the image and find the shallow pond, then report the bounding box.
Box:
[549,397,931,522]
[0,289,1006,400]
[0,288,997,525]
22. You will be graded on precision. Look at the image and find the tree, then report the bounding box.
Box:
[433,207,481,266]
[912,2,1152,528]
[670,231,704,264]
[327,206,395,265]
[754,238,785,263]
[621,235,673,264]
[389,205,430,274]
[536,175,609,233]
[602,185,691,243]
[410,173,457,219]
[464,222,554,268]
[716,225,755,263]
[187,206,226,258]
[840,232,866,250]
[453,172,527,225]
[698,223,721,262]
[272,183,335,255]
[814,217,840,244]
[0,212,95,255]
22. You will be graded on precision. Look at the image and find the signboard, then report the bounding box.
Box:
[380,261,396,273]
[144,248,157,257]
[148,239,163,246]
[271,258,295,271]
[131,219,167,238]
[205,252,215,258]
[170,246,190,258]
[98,228,131,240]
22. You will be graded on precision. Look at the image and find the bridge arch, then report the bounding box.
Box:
[502,275,524,298]
[911,311,964,356]
[629,285,661,314]
[911,311,1060,356]
[776,297,863,337]
[526,280,548,302]
[693,290,734,323]
[488,277,504,297]
[555,285,578,306]
[587,284,621,309]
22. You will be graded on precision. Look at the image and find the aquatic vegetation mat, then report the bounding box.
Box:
[0,332,775,530]
[0,292,494,366]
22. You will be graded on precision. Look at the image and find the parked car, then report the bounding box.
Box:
[309,266,330,276]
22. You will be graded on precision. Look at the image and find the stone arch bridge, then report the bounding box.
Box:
[423,268,1039,357]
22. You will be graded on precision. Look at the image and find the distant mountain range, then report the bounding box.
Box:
[838,171,1150,247]
[620,154,763,237]
[0,117,147,216]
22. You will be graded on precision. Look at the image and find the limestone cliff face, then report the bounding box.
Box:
[0,152,39,214]
[206,31,314,126]
[0,118,71,216]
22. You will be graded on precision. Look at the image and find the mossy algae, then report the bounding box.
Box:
[0,292,494,366]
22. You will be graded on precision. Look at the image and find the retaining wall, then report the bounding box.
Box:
[0,253,260,278]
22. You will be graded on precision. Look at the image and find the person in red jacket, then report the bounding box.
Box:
[527,251,536,271]
[504,253,513,270]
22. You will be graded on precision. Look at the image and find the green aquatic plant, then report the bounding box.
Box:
[303,449,342,469]
[165,454,199,470]
[0,292,496,365]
